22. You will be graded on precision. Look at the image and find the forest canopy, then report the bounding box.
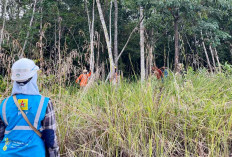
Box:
[0,0,231,81]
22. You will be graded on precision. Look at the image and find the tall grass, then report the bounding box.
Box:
[1,68,232,156]
[44,69,232,157]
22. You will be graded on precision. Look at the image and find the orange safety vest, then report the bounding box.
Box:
[76,72,91,87]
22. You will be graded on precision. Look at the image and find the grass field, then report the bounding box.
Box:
[1,68,232,156]
[41,68,232,157]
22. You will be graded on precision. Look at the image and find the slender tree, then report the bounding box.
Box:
[114,0,118,69]
[140,6,145,82]
[21,0,38,57]
[201,31,213,73]
[174,14,179,72]
[39,0,44,70]
[96,0,115,79]
[90,0,95,73]
[0,0,8,51]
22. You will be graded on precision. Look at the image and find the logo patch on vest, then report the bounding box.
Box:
[18,99,28,110]
[3,138,9,151]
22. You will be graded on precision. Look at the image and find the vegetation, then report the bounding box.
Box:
[43,68,232,156]
[1,0,232,156]
[0,0,232,79]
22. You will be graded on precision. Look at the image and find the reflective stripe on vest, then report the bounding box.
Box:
[5,126,33,134]
[2,97,9,125]
[4,96,45,134]
[33,96,45,129]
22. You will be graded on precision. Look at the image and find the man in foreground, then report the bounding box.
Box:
[0,58,59,157]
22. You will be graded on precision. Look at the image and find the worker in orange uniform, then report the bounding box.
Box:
[152,66,163,80]
[76,69,91,87]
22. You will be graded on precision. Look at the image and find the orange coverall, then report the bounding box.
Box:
[76,72,91,87]
[152,67,163,80]
[156,69,163,79]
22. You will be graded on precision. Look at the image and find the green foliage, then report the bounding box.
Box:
[1,0,232,78]
[0,76,7,93]
[222,62,232,75]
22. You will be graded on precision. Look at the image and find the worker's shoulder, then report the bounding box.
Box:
[0,97,7,104]
[30,95,50,104]
[0,96,11,108]
[40,95,50,101]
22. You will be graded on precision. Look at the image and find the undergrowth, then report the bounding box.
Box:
[1,68,232,156]
[49,69,232,156]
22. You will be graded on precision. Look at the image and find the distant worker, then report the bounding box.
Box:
[161,67,169,78]
[0,58,59,157]
[152,66,163,80]
[76,69,91,87]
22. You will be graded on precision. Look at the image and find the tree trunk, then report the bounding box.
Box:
[58,17,62,98]
[145,48,149,78]
[209,44,216,71]
[85,0,95,73]
[174,17,179,72]
[90,0,95,73]
[214,47,221,72]
[21,0,37,57]
[84,0,91,34]
[148,44,153,76]
[0,0,8,51]
[140,6,145,82]
[105,16,144,82]
[1,0,4,18]
[96,0,115,79]
[114,0,118,69]
[54,20,57,65]
[201,31,213,73]
[164,45,166,67]
[109,0,113,47]
[39,0,43,71]
[96,32,100,70]
[58,17,62,68]
[149,28,154,75]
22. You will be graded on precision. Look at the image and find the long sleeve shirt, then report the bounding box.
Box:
[76,72,91,87]
[0,99,59,157]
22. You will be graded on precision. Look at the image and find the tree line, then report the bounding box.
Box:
[0,0,231,83]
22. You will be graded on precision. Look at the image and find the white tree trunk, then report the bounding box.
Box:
[209,44,216,70]
[96,0,115,79]
[214,47,221,72]
[201,31,212,73]
[149,45,153,75]
[114,0,118,69]
[90,0,95,73]
[140,6,145,82]
[109,0,113,47]
[0,0,8,51]
[145,48,149,78]
[84,0,95,73]
[22,0,37,57]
